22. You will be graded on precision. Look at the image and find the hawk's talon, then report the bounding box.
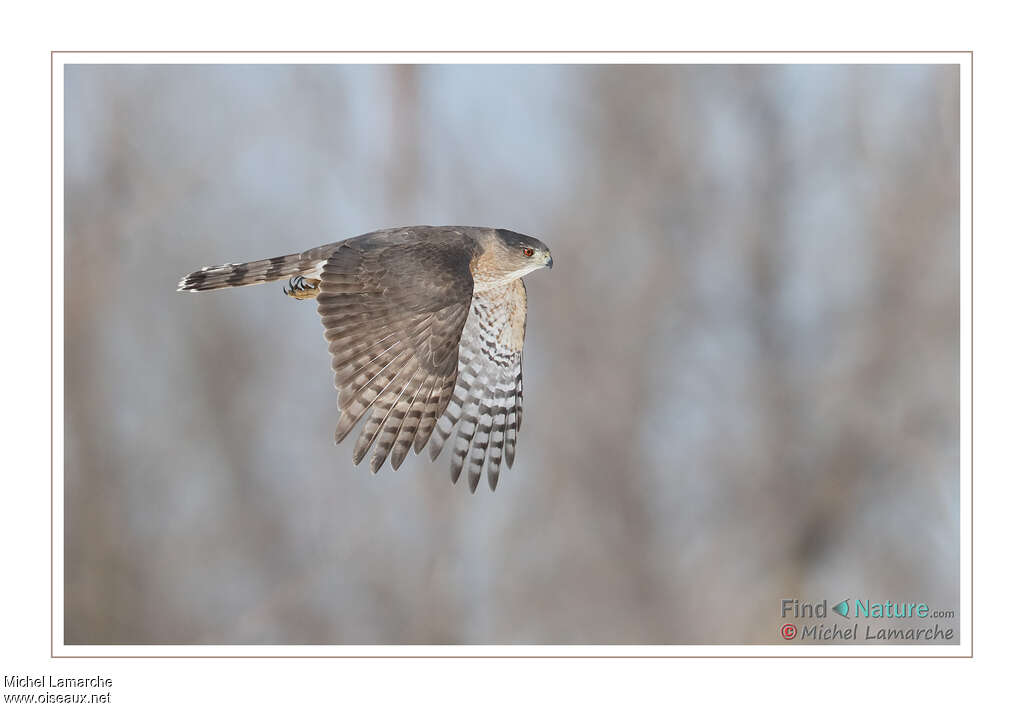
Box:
[284,275,321,300]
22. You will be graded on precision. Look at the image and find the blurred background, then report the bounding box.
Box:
[63,63,960,644]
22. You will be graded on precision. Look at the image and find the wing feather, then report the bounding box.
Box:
[429,279,527,491]
[316,239,473,467]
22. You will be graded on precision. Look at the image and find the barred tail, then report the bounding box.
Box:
[177,245,334,293]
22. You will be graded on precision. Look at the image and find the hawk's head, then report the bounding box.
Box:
[494,228,553,273]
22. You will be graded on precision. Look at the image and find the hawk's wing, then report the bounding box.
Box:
[316,241,474,473]
[429,279,526,492]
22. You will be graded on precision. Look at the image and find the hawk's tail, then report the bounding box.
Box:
[177,248,331,293]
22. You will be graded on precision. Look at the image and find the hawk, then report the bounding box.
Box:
[178,226,553,492]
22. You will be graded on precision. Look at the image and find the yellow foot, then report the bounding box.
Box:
[284,276,320,300]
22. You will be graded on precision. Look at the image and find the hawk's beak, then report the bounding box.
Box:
[545,253,553,269]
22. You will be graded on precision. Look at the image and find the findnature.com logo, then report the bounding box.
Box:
[778,598,957,642]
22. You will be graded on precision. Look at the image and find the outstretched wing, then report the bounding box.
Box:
[316,239,475,473]
[429,279,526,492]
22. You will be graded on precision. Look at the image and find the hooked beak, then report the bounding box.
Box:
[545,253,553,269]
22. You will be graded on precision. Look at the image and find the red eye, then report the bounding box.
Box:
[523,248,535,257]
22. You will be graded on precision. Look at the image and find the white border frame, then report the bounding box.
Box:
[52,50,972,658]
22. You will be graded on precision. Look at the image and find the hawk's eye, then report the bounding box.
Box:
[522,247,535,257]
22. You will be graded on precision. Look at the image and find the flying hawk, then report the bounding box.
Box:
[178,226,553,492]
